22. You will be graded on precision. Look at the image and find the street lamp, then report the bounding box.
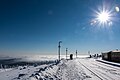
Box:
[76,50,77,58]
[88,51,90,55]
[58,41,62,61]
[66,48,68,59]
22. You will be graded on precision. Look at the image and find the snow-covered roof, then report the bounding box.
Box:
[102,50,120,53]
[111,50,120,53]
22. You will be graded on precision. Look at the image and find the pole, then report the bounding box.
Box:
[66,48,68,59]
[88,51,90,55]
[76,50,77,58]
[58,41,62,61]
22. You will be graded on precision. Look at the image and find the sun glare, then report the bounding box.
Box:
[98,12,110,23]
[91,5,115,27]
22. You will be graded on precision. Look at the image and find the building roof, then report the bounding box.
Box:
[111,50,120,53]
[102,50,120,53]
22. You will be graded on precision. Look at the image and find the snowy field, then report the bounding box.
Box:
[0,55,120,80]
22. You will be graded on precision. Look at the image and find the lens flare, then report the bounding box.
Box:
[115,6,119,12]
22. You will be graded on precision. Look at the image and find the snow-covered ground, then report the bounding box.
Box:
[78,58,120,80]
[0,55,120,80]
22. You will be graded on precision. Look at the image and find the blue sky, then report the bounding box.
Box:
[0,0,120,55]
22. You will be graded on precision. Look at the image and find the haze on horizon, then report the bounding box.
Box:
[0,0,120,55]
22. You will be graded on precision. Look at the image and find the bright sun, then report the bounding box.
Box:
[98,12,110,23]
[90,2,117,27]
[91,7,114,27]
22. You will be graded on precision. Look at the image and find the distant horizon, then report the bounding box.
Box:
[0,49,118,57]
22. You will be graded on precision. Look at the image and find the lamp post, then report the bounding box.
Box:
[58,41,62,61]
[88,51,90,55]
[88,51,91,58]
[76,50,77,58]
[66,48,68,59]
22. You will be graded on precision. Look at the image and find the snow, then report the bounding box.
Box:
[79,58,120,80]
[0,55,120,80]
[0,68,12,73]
[96,59,120,67]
